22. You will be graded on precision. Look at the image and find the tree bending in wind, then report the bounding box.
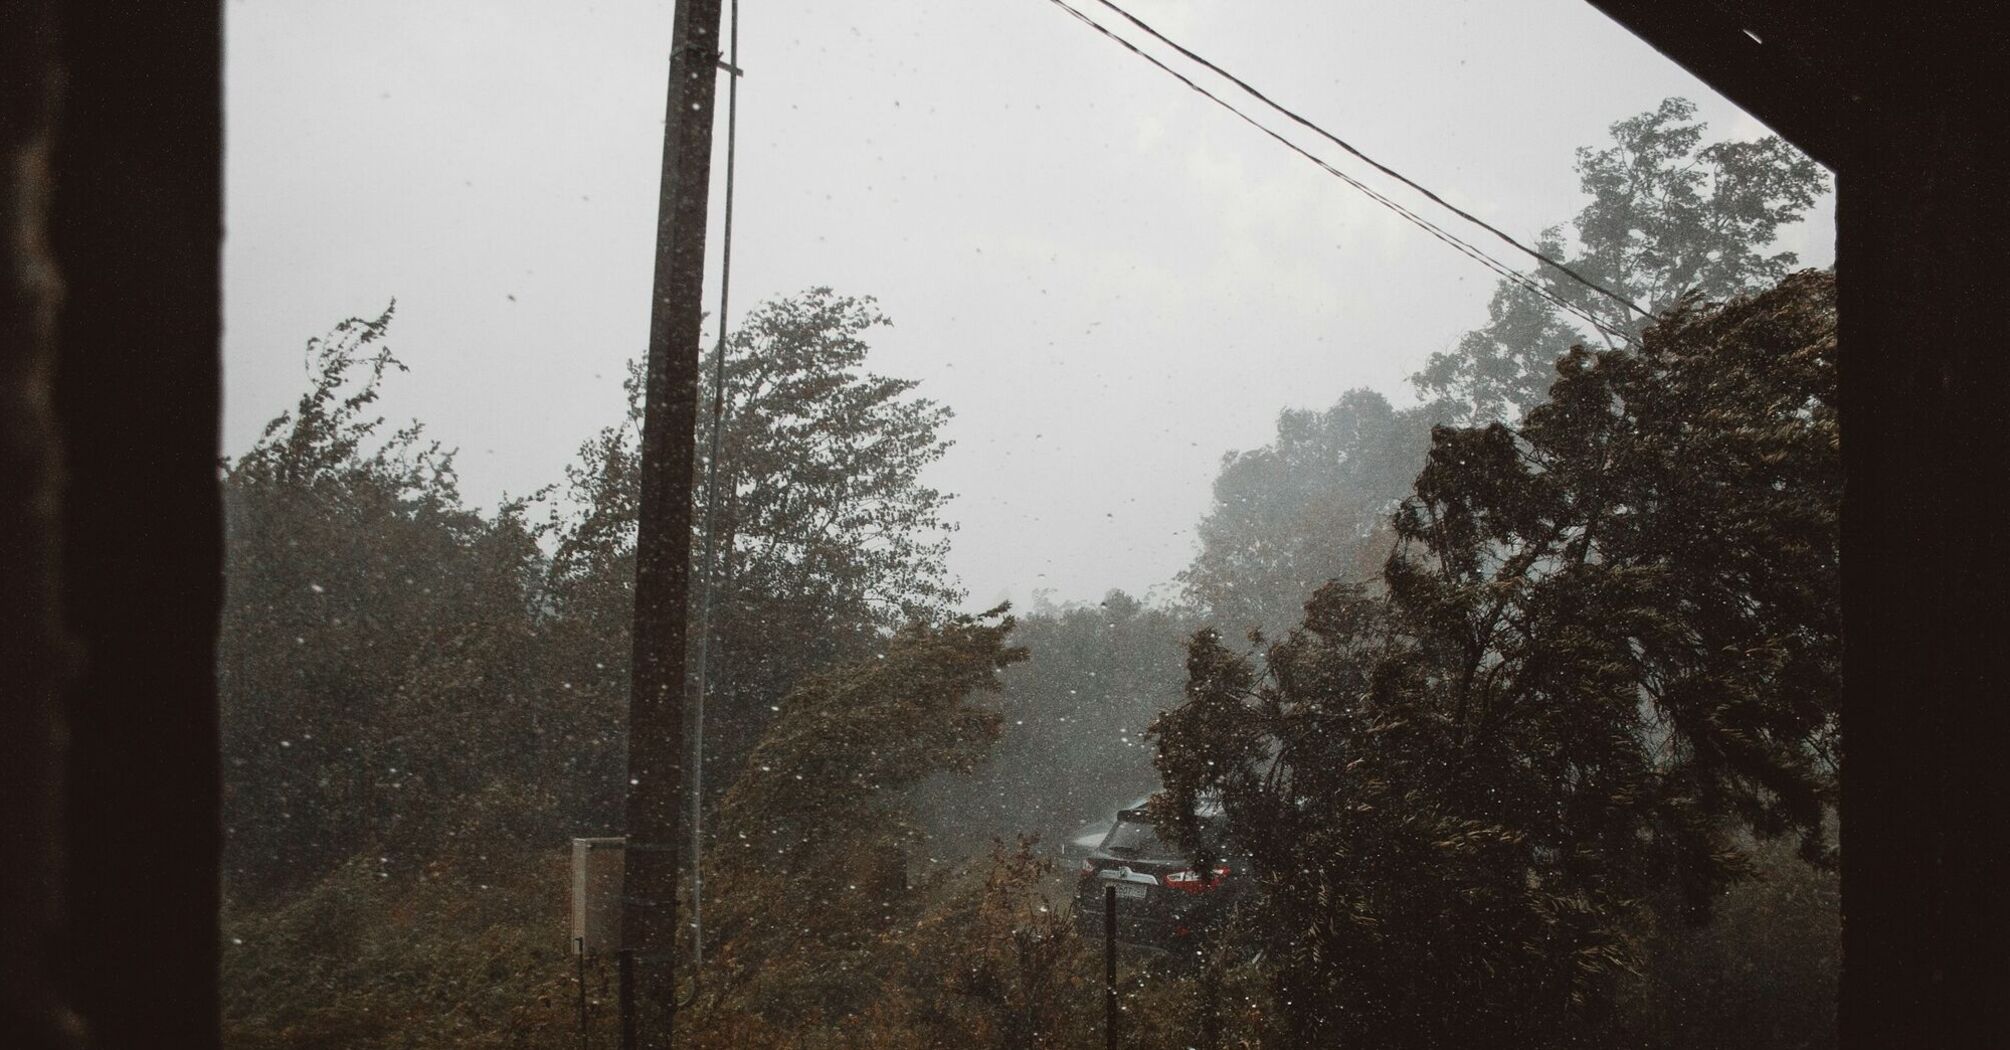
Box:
[1155,270,1839,1049]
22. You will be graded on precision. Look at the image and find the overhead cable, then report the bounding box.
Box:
[687,0,742,1007]
[1044,0,1639,343]
[1088,0,1652,325]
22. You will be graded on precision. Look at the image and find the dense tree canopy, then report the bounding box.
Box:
[1154,270,1839,1047]
[219,307,559,896]
[549,286,963,777]
[219,287,966,898]
[1182,390,1428,636]
[1182,97,1828,660]
[1414,97,1828,424]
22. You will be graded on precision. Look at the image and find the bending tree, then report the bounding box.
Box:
[695,609,1025,1033]
[219,307,555,896]
[547,286,963,783]
[1414,96,1828,424]
[1154,270,1838,1048]
[1183,97,1826,642]
[1181,389,1429,636]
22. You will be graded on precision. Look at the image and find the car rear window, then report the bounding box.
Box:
[1100,818,1183,859]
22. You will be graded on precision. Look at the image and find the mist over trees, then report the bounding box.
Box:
[1184,97,1829,639]
[917,589,1197,857]
[1181,389,1428,638]
[219,288,967,897]
[218,97,1838,1049]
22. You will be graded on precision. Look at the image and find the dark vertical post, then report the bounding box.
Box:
[1,2,67,1042]
[1198,939,1223,1050]
[1837,8,2010,1048]
[618,949,637,1050]
[623,0,724,1047]
[1105,885,1119,1050]
[48,3,224,1048]
[576,938,590,1050]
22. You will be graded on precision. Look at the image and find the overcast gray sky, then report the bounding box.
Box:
[224,0,1835,612]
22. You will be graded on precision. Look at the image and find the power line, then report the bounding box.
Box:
[1044,0,1621,342]
[1044,0,1641,343]
[688,0,742,1006]
[1089,0,1651,325]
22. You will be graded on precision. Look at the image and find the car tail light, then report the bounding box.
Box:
[1163,864,1232,893]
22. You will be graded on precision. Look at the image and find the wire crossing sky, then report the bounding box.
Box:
[1073,0,1655,328]
[1046,0,1639,345]
[222,0,1835,612]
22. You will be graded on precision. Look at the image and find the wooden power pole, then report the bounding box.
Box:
[624,0,725,1046]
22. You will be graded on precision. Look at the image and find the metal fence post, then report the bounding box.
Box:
[618,949,637,1050]
[576,937,590,1050]
[1105,884,1118,1050]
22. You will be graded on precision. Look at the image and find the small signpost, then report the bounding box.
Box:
[571,838,628,1049]
[572,837,628,955]
[1105,883,1119,1050]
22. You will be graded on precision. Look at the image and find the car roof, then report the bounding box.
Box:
[1115,796,1224,822]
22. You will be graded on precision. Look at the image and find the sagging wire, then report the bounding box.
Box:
[679,0,741,1014]
[1043,0,1639,346]
[1085,0,1652,327]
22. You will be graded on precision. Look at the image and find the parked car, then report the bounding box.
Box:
[1072,799,1245,952]
[1060,793,1149,862]
[1061,817,1114,860]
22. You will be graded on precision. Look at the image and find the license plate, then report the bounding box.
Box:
[1114,882,1148,900]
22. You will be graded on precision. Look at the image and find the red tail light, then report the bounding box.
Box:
[1163,864,1232,893]
[1079,859,1096,878]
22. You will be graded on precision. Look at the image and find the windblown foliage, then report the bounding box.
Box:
[1154,270,1839,1047]
[549,286,963,780]
[219,306,559,896]
[217,97,1838,1050]
[1414,97,1828,423]
[1182,390,1428,636]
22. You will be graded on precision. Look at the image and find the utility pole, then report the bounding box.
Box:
[623,0,725,1047]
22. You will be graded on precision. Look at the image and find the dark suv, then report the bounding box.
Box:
[1072,804,1245,952]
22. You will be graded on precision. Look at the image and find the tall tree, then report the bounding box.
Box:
[1182,99,1826,643]
[694,609,1026,1033]
[1414,97,1827,424]
[549,286,964,779]
[218,307,555,896]
[1154,271,1839,1047]
[1181,390,1429,635]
